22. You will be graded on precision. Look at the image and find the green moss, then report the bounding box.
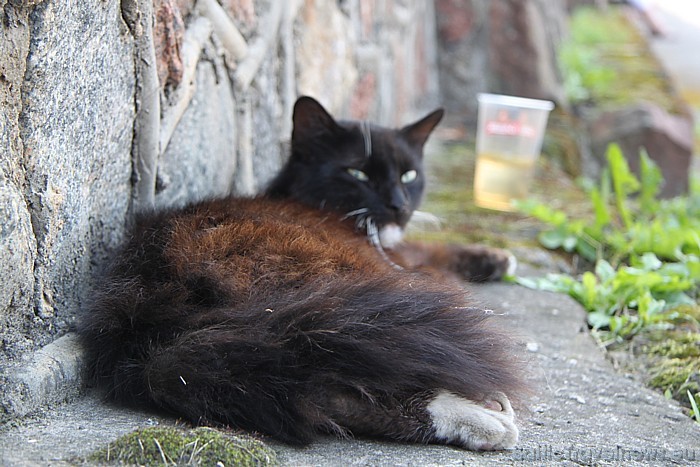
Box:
[87,426,277,466]
[672,304,700,324]
[568,7,632,45]
[561,7,684,114]
[648,357,700,398]
[646,333,700,359]
[636,330,700,405]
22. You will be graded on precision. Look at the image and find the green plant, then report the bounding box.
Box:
[689,390,700,424]
[560,43,615,103]
[559,7,681,113]
[518,145,700,265]
[514,144,700,338]
[559,7,630,103]
[515,254,697,336]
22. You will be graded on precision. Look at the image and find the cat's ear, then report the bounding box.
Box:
[400,108,445,148]
[292,96,342,142]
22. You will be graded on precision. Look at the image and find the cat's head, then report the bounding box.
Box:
[267,96,443,248]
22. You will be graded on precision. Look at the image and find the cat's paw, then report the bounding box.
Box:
[426,391,518,451]
[450,246,517,282]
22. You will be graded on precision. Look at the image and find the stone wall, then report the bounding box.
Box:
[1,0,135,419]
[0,0,584,423]
[435,0,569,122]
[0,0,441,421]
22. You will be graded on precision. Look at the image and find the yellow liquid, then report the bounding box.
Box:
[473,153,536,211]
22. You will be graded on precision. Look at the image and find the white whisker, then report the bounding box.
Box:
[409,210,442,229]
[342,208,370,220]
[367,219,403,270]
[341,207,372,232]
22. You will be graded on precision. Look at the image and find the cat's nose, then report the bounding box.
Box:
[388,187,409,213]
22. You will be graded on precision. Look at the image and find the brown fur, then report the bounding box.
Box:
[79,97,526,449]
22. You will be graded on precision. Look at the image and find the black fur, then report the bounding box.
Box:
[79,97,524,447]
[267,96,442,229]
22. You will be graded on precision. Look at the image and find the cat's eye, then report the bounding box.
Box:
[347,168,369,182]
[401,170,418,184]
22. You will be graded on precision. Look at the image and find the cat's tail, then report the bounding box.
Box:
[82,272,526,445]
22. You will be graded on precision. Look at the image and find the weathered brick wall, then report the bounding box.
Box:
[435,0,568,122]
[0,0,441,420]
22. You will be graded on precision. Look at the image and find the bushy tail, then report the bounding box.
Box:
[80,271,525,444]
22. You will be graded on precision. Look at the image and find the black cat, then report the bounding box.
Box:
[79,96,525,450]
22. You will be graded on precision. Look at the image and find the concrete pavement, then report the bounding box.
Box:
[2,274,699,466]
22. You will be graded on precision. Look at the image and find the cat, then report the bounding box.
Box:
[79,96,525,451]
[267,98,515,282]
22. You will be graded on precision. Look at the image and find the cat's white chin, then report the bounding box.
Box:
[379,224,404,249]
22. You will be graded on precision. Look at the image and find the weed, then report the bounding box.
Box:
[515,144,699,338]
[689,390,700,424]
[514,143,700,415]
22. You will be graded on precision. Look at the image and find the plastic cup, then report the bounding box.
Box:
[473,93,554,211]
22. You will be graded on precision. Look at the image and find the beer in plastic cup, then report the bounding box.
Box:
[473,93,554,211]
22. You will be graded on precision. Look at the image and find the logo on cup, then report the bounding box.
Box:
[485,120,536,138]
[485,110,536,138]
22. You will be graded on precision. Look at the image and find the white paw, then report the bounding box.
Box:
[426,391,518,451]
